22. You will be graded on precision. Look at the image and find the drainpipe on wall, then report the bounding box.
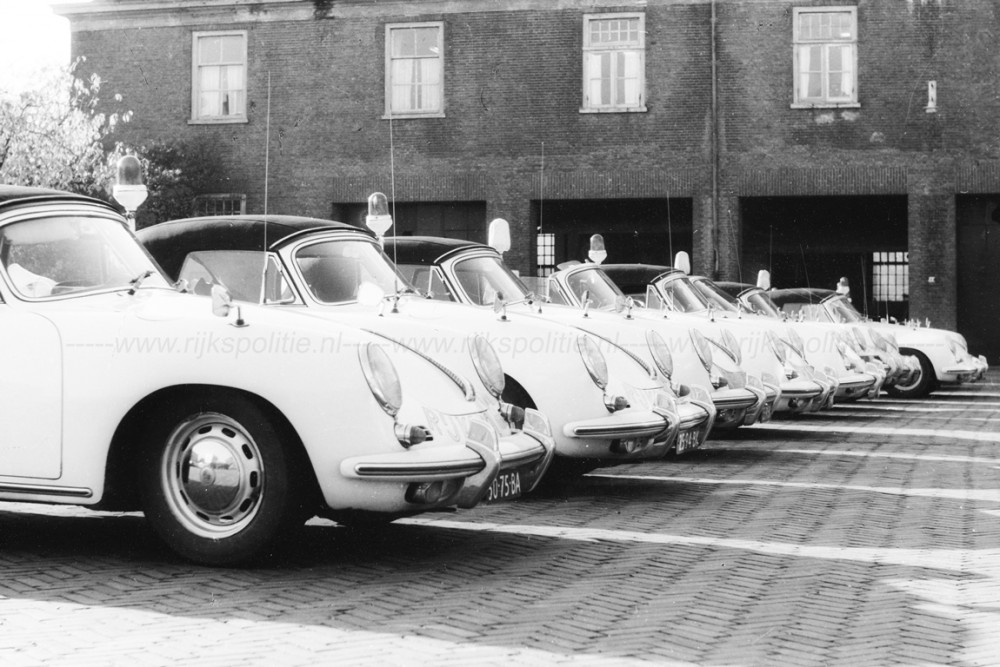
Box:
[710,0,720,279]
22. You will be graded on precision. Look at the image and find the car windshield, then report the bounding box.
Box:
[0,215,169,299]
[824,296,865,324]
[693,279,740,312]
[451,254,531,306]
[744,289,783,318]
[563,267,626,310]
[179,250,295,304]
[651,274,710,313]
[294,238,414,304]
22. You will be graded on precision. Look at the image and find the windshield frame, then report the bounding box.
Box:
[557,265,628,311]
[0,207,171,302]
[283,231,416,306]
[441,249,534,307]
[741,288,784,319]
[691,278,741,313]
[651,273,711,314]
[821,294,866,324]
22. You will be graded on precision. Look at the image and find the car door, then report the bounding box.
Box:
[0,305,63,479]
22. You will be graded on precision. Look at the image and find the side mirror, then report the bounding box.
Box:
[488,218,511,254]
[211,284,247,327]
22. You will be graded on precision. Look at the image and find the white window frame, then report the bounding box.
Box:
[190,30,248,124]
[384,22,445,119]
[581,12,646,114]
[792,7,859,109]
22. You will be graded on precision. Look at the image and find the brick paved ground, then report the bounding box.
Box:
[0,372,998,666]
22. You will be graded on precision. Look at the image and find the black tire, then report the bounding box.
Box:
[137,393,306,566]
[885,350,936,398]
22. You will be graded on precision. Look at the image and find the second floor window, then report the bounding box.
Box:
[793,7,858,107]
[191,31,247,122]
[385,23,444,118]
[582,13,646,113]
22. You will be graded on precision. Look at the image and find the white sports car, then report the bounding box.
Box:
[0,185,554,565]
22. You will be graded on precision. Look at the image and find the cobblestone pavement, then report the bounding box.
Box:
[1,373,998,666]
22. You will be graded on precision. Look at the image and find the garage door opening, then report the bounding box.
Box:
[530,198,692,276]
[741,195,908,321]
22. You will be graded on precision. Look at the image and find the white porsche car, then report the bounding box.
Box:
[0,185,554,565]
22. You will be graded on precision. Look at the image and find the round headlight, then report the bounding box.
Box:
[645,329,674,379]
[786,328,806,358]
[765,330,787,364]
[721,329,743,365]
[577,335,609,390]
[689,329,714,372]
[469,334,505,398]
[359,343,403,417]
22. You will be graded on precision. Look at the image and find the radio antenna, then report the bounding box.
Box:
[260,70,272,303]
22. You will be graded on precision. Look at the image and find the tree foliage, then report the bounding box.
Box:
[0,59,129,196]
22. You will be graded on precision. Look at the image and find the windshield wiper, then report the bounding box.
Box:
[128,269,155,295]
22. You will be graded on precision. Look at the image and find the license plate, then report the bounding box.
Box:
[675,429,701,455]
[485,470,522,503]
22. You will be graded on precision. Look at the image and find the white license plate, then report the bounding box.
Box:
[675,429,701,455]
[485,470,522,503]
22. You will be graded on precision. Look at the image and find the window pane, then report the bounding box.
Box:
[199,36,222,64]
[392,27,438,57]
[221,35,243,62]
[199,92,219,117]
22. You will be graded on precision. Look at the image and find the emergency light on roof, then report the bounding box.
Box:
[674,251,691,275]
[365,192,393,237]
[757,269,771,290]
[113,155,147,229]
[488,218,511,254]
[588,234,607,265]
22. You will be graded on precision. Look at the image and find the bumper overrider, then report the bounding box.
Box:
[339,408,555,510]
[774,373,825,414]
[561,390,677,460]
[787,363,836,412]
[708,369,766,430]
[834,370,878,401]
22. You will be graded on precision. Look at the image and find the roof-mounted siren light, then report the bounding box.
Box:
[365,192,394,241]
[588,234,607,265]
[113,155,147,231]
[488,218,511,255]
[674,251,691,275]
[757,269,772,290]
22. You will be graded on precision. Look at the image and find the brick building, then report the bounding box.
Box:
[55,0,1000,360]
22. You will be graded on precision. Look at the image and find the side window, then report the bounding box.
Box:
[191,31,248,123]
[546,278,570,305]
[581,13,646,113]
[792,7,858,108]
[427,267,455,301]
[385,22,444,118]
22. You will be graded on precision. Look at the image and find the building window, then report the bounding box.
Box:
[792,7,858,108]
[191,31,247,123]
[581,13,646,113]
[385,22,444,118]
[194,194,246,216]
[536,233,555,277]
[872,251,908,302]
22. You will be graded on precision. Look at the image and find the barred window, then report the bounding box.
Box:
[792,7,858,107]
[194,194,246,217]
[872,251,908,302]
[536,233,555,277]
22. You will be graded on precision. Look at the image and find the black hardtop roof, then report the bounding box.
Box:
[137,214,369,280]
[384,235,491,265]
[599,263,677,290]
[713,281,756,296]
[0,185,114,211]
[768,287,839,306]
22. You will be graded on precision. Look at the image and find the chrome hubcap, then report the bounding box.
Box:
[161,413,264,538]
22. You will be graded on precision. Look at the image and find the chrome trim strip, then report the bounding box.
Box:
[0,483,93,498]
[363,329,476,400]
[353,460,484,477]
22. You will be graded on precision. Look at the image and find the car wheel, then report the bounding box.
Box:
[885,350,935,398]
[138,394,305,565]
